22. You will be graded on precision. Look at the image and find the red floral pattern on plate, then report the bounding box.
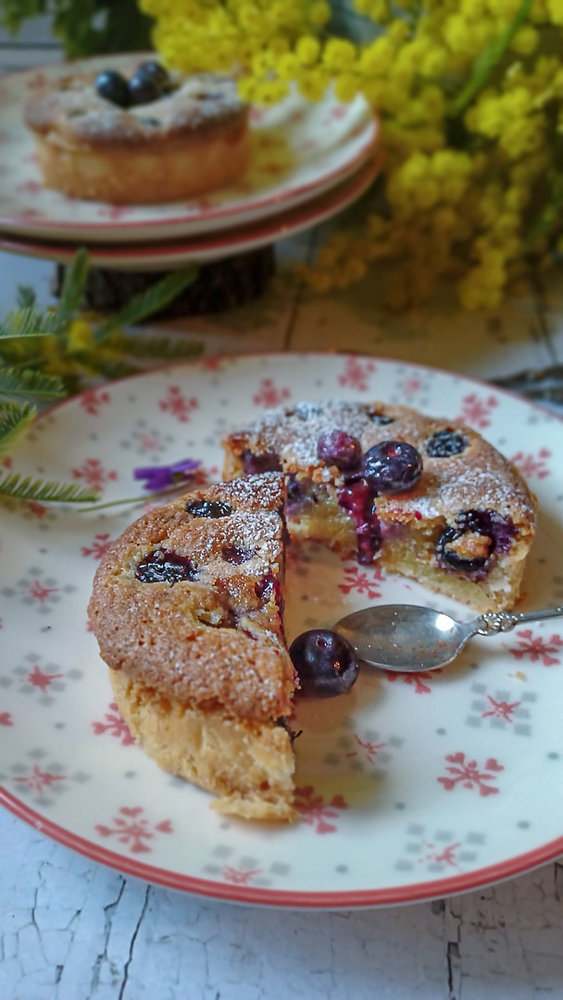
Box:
[346,734,387,765]
[384,670,440,694]
[509,629,563,666]
[14,765,67,794]
[455,393,498,429]
[79,388,111,415]
[437,753,504,796]
[338,356,376,392]
[482,696,521,721]
[158,386,199,423]
[27,664,63,692]
[81,533,113,560]
[92,703,135,746]
[72,458,118,490]
[222,865,262,885]
[338,563,384,599]
[95,807,173,854]
[510,447,551,479]
[252,378,291,407]
[294,786,348,834]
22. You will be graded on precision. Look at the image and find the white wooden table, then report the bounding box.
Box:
[1,25,563,1000]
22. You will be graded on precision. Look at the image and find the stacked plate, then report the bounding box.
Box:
[0,55,381,270]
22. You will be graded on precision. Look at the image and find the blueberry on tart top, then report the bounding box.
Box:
[88,473,298,821]
[222,400,537,613]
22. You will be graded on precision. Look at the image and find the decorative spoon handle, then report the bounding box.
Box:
[475,606,563,636]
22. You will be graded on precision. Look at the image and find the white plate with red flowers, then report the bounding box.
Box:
[1,352,562,908]
[0,54,379,243]
[0,154,379,270]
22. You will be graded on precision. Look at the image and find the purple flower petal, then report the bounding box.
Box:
[134,457,201,493]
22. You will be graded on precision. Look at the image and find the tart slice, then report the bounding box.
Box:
[222,400,537,613]
[88,473,297,821]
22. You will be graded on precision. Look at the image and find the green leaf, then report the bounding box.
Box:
[50,0,154,57]
[0,306,61,339]
[0,401,36,456]
[448,0,533,117]
[98,266,199,337]
[112,335,204,361]
[0,0,46,33]
[0,367,66,401]
[55,248,91,327]
[0,471,99,504]
[67,350,140,381]
[524,169,563,248]
[16,285,37,309]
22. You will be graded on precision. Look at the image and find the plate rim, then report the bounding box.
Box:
[2,787,562,908]
[1,349,561,909]
[0,55,379,241]
[0,154,380,268]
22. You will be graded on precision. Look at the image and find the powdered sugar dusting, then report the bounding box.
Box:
[25,68,247,145]
[231,400,536,521]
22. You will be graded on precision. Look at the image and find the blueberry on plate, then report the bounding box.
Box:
[95,69,131,108]
[289,629,359,697]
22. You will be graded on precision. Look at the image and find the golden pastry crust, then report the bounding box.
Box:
[110,670,296,821]
[222,400,537,613]
[88,474,294,721]
[24,68,250,203]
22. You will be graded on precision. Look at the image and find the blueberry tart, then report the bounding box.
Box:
[24,59,250,204]
[88,474,298,821]
[222,400,537,613]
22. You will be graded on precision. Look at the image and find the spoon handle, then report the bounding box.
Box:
[475,606,563,636]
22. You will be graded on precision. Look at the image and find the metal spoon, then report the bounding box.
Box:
[334,604,563,673]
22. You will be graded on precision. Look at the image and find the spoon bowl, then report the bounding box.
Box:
[334,603,563,673]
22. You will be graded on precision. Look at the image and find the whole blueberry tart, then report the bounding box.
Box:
[88,473,298,821]
[24,59,250,203]
[222,400,537,614]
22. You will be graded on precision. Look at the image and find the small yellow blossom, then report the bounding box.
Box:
[144,0,563,310]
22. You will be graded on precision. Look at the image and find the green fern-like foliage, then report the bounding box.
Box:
[0,249,202,505]
[0,401,36,457]
[0,471,98,504]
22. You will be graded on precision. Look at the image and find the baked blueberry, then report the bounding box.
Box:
[338,480,382,564]
[221,544,254,564]
[135,548,198,583]
[426,429,467,457]
[187,499,232,518]
[317,429,362,470]
[289,629,359,697]
[242,449,282,474]
[95,69,131,108]
[362,440,423,494]
[255,571,282,607]
[437,508,515,573]
[367,409,396,426]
